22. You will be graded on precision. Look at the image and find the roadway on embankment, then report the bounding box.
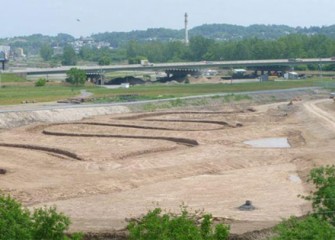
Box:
[9,57,335,75]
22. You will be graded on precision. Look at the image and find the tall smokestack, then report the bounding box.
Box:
[184,13,189,45]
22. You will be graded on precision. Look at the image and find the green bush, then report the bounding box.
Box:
[300,165,335,223]
[98,56,111,66]
[35,78,47,87]
[0,194,82,240]
[127,207,229,240]
[66,68,86,86]
[272,216,335,240]
[273,166,335,239]
[0,195,32,240]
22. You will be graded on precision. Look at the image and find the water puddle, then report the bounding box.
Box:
[244,137,291,148]
[289,175,302,183]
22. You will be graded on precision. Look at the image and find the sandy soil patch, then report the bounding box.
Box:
[1,98,335,235]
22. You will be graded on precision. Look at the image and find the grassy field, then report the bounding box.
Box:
[0,73,27,83]
[0,73,334,105]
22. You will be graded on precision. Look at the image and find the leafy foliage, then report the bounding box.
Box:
[0,195,32,240]
[119,34,335,64]
[273,216,335,240]
[127,207,229,240]
[0,194,82,240]
[300,165,335,224]
[66,68,86,86]
[98,56,111,65]
[40,43,54,61]
[35,78,46,87]
[31,207,72,240]
[274,166,335,239]
[62,45,77,66]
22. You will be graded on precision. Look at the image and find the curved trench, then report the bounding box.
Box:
[23,111,244,160]
[42,130,199,147]
[144,119,237,127]
[75,120,233,131]
[0,143,83,160]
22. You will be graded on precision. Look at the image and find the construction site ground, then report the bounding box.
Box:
[1,91,335,236]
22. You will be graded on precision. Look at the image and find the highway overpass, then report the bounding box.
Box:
[7,58,335,76]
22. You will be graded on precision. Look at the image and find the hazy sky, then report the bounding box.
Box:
[2,0,335,38]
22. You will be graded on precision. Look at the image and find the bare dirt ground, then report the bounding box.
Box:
[1,95,335,236]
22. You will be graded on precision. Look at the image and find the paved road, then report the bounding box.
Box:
[0,87,321,114]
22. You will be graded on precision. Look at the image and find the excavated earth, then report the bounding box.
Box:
[1,95,335,237]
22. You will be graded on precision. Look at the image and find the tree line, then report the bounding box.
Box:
[125,34,335,62]
[46,34,335,70]
[3,23,335,58]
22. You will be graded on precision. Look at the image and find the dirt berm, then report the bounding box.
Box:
[0,106,130,129]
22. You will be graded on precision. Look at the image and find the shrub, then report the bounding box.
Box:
[300,165,335,223]
[0,195,32,240]
[98,56,111,66]
[35,78,46,87]
[66,68,86,86]
[127,206,229,240]
[274,166,335,239]
[0,194,82,240]
[273,216,335,240]
[31,206,71,240]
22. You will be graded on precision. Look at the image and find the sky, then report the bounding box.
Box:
[1,0,335,38]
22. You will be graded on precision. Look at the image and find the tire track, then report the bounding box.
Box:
[304,99,335,131]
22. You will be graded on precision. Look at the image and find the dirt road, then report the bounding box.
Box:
[304,99,335,130]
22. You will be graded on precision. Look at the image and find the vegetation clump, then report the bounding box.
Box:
[34,78,47,87]
[127,206,230,240]
[273,165,335,239]
[66,68,86,86]
[0,194,82,240]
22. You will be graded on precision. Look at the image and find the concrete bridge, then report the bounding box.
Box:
[8,57,335,77]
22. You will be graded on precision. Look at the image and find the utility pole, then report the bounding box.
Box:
[100,68,104,86]
[0,70,2,89]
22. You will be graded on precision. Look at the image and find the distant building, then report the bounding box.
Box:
[13,48,26,58]
[232,69,247,78]
[203,69,218,76]
[0,45,10,60]
[284,72,299,80]
[71,37,111,53]
[53,46,64,55]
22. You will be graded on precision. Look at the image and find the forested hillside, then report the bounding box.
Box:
[2,23,335,68]
[91,24,335,47]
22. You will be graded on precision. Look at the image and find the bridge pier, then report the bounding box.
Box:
[86,72,105,85]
